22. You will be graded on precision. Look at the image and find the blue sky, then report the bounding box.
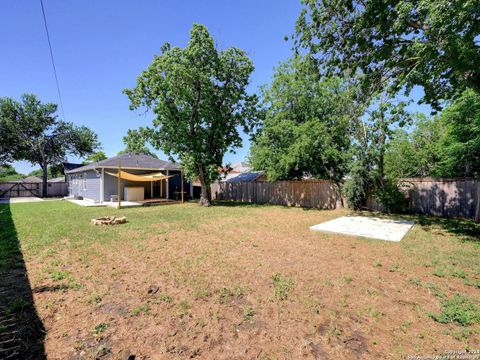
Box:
[2,0,430,174]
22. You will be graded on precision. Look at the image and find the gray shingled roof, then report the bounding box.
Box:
[65,153,181,174]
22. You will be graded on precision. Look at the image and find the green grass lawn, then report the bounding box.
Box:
[1,200,479,359]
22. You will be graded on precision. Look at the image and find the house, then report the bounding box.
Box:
[223,171,266,183]
[10,176,43,183]
[65,153,192,203]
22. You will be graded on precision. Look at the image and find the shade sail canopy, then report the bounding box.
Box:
[105,170,177,182]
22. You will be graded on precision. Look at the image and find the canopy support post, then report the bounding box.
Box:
[117,161,121,209]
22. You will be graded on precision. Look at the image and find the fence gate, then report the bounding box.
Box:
[0,182,40,198]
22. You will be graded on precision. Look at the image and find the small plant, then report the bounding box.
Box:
[424,282,445,299]
[176,299,191,318]
[408,277,421,286]
[450,267,467,279]
[50,270,70,281]
[243,306,255,322]
[6,298,30,314]
[433,268,446,278]
[158,293,173,303]
[93,322,108,336]
[428,294,480,326]
[374,261,382,268]
[464,279,480,289]
[130,304,150,316]
[272,273,294,301]
[88,292,102,305]
[343,276,353,284]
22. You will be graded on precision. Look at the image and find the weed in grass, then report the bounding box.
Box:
[450,267,467,279]
[433,268,446,278]
[6,298,30,314]
[424,282,445,299]
[464,279,480,289]
[444,327,477,340]
[49,270,70,282]
[96,345,110,358]
[343,276,353,284]
[408,277,421,286]
[272,274,294,301]
[243,306,255,322]
[93,322,108,336]
[158,293,173,303]
[219,286,248,304]
[389,264,400,272]
[365,288,379,296]
[130,304,150,317]
[428,294,480,326]
[88,292,102,305]
[176,300,191,318]
[374,261,382,268]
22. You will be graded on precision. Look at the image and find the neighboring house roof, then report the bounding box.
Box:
[21,176,43,183]
[223,171,265,183]
[65,153,181,174]
[63,162,84,172]
[48,177,66,183]
[230,161,252,173]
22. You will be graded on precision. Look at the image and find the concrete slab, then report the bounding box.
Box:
[310,216,414,242]
[67,199,106,207]
[0,197,44,204]
[105,201,143,208]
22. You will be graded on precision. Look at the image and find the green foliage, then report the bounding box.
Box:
[374,180,407,213]
[0,164,24,181]
[295,0,480,109]
[0,94,99,195]
[343,159,371,211]
[385,90,480,179]
[118,129,158,158]
[125,24,260,205]
[249,56,358,183]
[93,322,108,336]
[28,166,63,180]
[272,273,294,301]
[435,90,480,177]
[83,151,107,164]
[429,294,480,326]
[385,114,445,179]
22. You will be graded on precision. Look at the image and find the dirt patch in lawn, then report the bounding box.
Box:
[4,201,480,359]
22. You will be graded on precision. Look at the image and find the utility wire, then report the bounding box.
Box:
[40,0,66,120]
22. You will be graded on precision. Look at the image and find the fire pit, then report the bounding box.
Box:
[91,216,127,225]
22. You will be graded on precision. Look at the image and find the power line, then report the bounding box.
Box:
[39,0,66,120]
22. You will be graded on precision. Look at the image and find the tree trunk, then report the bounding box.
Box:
[197,167,211,206]
[41,163,48,198]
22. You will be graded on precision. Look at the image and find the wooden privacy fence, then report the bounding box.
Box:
[212,180,338,209]
[0,182,68,198]
[399,178,480,221]
[0,182,39,198]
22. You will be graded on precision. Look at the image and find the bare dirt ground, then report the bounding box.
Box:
[2,201,480,359]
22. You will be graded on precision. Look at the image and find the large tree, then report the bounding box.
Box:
[0,94,99,196]
[249,56,360,187]
[83,150,108,164]
[295,0,480,109]
[125,24,260,205]
[117,129,158,158]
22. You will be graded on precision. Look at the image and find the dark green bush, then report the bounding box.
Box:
[375,180,407,213]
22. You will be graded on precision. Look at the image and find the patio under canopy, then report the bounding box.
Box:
[105,170,177,182]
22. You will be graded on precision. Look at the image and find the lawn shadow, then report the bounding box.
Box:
[416,215,480,243]
[0,204,46,359]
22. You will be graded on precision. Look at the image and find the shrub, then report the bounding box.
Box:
[344,162,371,211]
[375,180,407,213]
